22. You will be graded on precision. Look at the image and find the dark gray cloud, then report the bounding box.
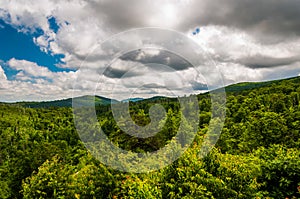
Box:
[87,0,300,44]
[239,55,300,68]
[119,49,194,71]
[87,0,158,30]
[103,66,141,78]
[102,48,196,79]
[181,0,300,37]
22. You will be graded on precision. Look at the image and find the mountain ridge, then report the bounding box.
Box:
[2,76,299,108]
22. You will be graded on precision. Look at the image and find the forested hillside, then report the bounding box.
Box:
[0,77,299,198]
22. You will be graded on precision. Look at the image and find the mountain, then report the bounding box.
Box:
[14,96,173,108]
[3,76,300,108]
[121,98,144,103]
[16,95,118,108]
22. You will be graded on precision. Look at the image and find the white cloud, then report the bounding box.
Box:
[0,59,79,102]
[217,63,263,85]
[8,58,54,79]
[0,65,7,80]
[0,0,55,33]
[190,25,300,62]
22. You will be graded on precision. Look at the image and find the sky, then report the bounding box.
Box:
[0,0,300,102]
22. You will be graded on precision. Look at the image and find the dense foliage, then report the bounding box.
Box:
[0,77,299,198]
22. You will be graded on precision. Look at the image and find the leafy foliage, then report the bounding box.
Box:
[0,76,299,198]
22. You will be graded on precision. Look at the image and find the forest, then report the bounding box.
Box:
[0,76,299,198]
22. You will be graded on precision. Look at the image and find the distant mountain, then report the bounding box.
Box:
[3,76,300,108]
[14,95,173,108]
[141,96,173,103]
[121,98,144,103]
[17,95,118,108]
[121,96,169,103]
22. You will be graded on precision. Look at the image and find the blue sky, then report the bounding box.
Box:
[0,0,299,102]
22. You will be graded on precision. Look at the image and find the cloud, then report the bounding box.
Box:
[177,0,300,43]
[86,0,182,30]
[0,65,7,80]
[239,55,300,69]
[0,58,80,102]
[259,62,300,81]
[0,0,55,33]
[103,66,142,79]
[8,58,54,79]
[83,0,300,45]
[0,65,8,91]
[191,81,208,91]
[217,63,264,85]
[142,83,166,89]
[119,49,193,71]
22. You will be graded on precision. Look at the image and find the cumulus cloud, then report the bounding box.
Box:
[0,65,7,80]
[239,55,300,69]
[8,58,54,79]
[0,59,80,102]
